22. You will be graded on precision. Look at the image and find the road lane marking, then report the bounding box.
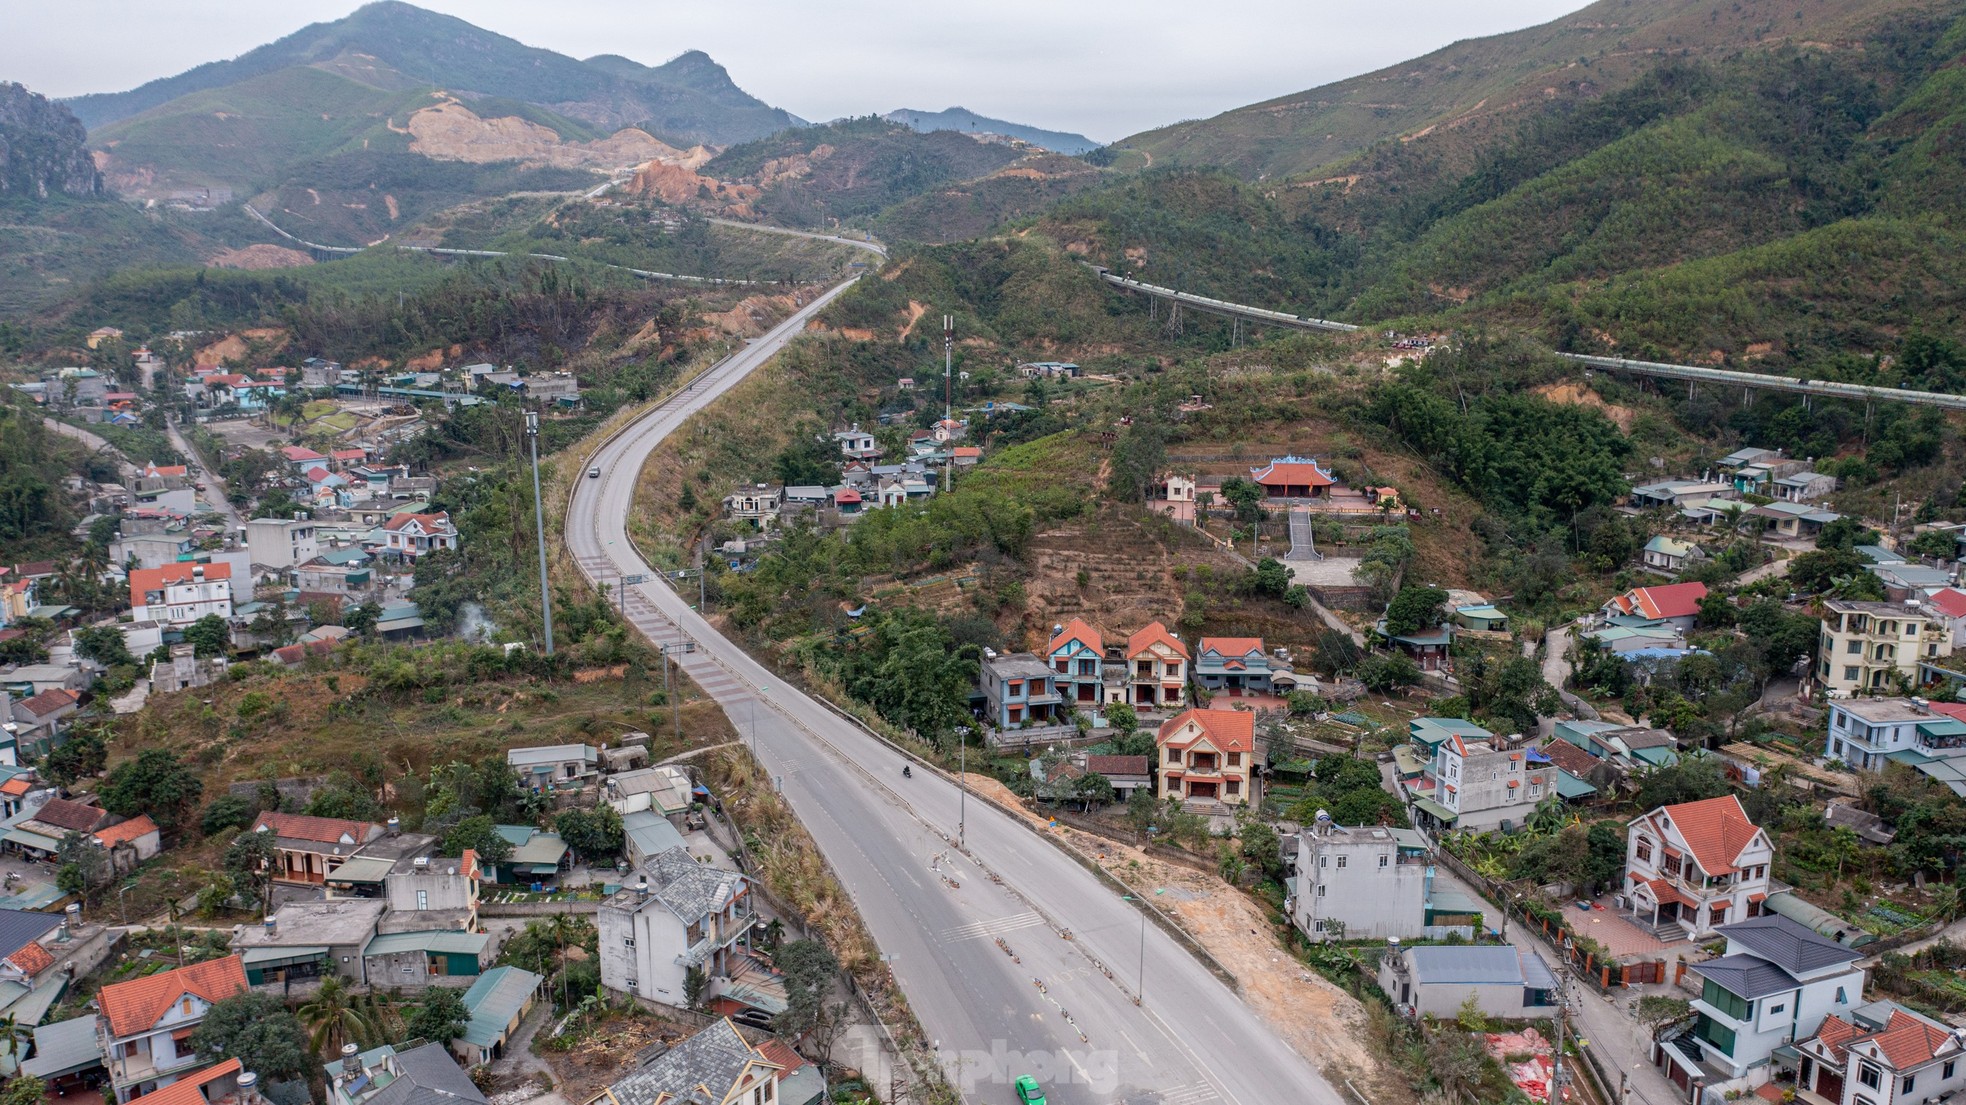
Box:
[938,911,1046,942]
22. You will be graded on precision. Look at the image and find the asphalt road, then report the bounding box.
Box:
[165,418,245,527]
[40,416,137,479]
[566,282,1342,1105]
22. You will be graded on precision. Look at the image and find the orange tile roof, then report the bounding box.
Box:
[1127,621,1188,660]
[1615,582,1708,620]
[1248,458,1335,488]
[1199,637,1264,658]
[1656,795,1762,875]
[1046,617,1102,657]
[1867,1009,1953,1069]
[0,777,32,797]
[127,1059,242,1105]
[98,956,248,1038]
[755,1036,806,1078]
[1157,708,1255,754]
[1813,1015,1859,1065]
[94,815,159,847]
[130,562,231,593]
[251,810,381,846]
[5,940,54,976]
[381,511,452,533]
[16,688,79,718]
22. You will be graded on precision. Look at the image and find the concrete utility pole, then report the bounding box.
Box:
[943,314,954,495]
[525,409,554,655]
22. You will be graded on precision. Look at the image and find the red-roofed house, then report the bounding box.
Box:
[380,511,459,559]
[1624,795,1772,938]
[1794,1003,1966,1105]
[1157,708,1254,807]
[1125,622,1188,709]
[98,956,249,1102]
[1045,618,1105,706]
[129,562,233,626]
[280,445,327,472]
[951,446,982,467]
[1928,586,1966,647]
[141,463,189,480]
[125,1060,246,1105]
[11,687,80,746]
[1194,636,1275,696]
[94,814,163,868]
[1248,455,1336,500]
[1601,581,1709,631]
[831,487,864,516]
[251,811,386,885]
[330,447,367,469]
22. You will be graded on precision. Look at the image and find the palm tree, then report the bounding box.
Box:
[296,977,376,1055]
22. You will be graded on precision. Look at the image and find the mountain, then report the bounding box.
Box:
[1039,1,1966,367]
[65,1,799,145]
[1114,0,1945,180]
[883,108,1098,155]
[0,83,101,199]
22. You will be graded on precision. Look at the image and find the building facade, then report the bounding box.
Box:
[1624,795,1774,940]
[1817,599,1954,697]
[1292,818,1429,941]
[597,847,756,1009]
[128,563,233,626]
[1678,915,1866,1087]
[1155,708,1253,807]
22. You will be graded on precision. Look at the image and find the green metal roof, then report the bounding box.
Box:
[1410,797,1457,823]
[324,856,395,884]
[362,930,489,958]
[1555,770,1598,799]
[460,966,541,1048]
[240,945,329,967]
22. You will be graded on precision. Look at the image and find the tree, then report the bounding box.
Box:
[404,987,468,1046]
[0,1076,45,1105]
[1358,652,1421,693]
[56,831,109,895]
[1106,422,1166,503]
[778,939,839,1035]
[1584,820,1627,893]
[443,815,514,865]
[1219,477,1265,524]
[1632,757,1731,812]
[223,831,279,914]
[1125,789,1158,836]
[100,749,204,834]
[183,614,231,659]
[1909,529,1958,561]
[1311,629,1363,677]
[1104,702,1138,737]
[1383,585,1448,638]
[1238,821,1283,882]
[42,727,107,786]
[555,806,625,863]
[1251,558,1293,600]
[1073,773,1114,811]
[345,602,382,638]
[1826,826,1861,881]
[682,965,709,1012]
[72,625,135,667]
[1696,592,1736,629]
[296,977,377,1054]
[247,599,295,648]
[188,993,308,1080]
[200,794,258,837]
[1636,996,1692,1039]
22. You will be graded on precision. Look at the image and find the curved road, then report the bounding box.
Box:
[567,286,1341,1105]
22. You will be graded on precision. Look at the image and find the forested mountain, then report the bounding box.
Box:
[1040,3,1966,368]
[883,108,1098,155]
[0,83,100,199]
[1114,0,1944,181]
[66,2,797,143]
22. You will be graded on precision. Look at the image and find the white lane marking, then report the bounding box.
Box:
[938,911,1046,942]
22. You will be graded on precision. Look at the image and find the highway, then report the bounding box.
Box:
[565,282,1344,1105]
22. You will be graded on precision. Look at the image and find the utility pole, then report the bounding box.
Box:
[943,315,954,495]
[1551,969,1568,1105]
[525,409,554,655]
[958,734,967,849]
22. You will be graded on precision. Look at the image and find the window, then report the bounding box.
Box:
[1859,1063,1882,1090]
[1844,665,1860,682]
[1336,856,1347,868]
[624,937,636,948]
[1902,1076,1916,1095]
[1848,640,1863,654]
[1228,752,1242,767]
[1835,987,1848,1004]
[1700,979,1750,1021]
[1167,748,1180,764]
[1768,1003,1785,1015]
[1379,855,1389,868]
[1313,919,1326,933]
[1943,1060,1955,1079]
[416,889,428,910]
[1316,884,1326,897]
[1636,837,1653,862]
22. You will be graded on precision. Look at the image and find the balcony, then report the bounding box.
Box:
[108,1043,202,1088]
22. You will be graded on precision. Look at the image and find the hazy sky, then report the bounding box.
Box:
[6,0,1586,140]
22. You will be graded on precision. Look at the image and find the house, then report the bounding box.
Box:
[1248,456,1336,501]
[1452,604,1509,633]
[1124,622,1189,709]
[1923,588,1966,647]
[1601,582,1708,632]
[325,1042,489,1105]
[151,643,229,694]
[379,512,458,559]
[19,1013,108,1091]
[1017,361,1081,378]
[231,898,387,984]
[1045,618,1106,708]
[1772,471,1837,503]
[622,809,688,868]
[1377,944,1559,1020]
[1586,624,1689,654]
[244,518,319,571]
[1555,719,1681,770]
[93,814,163,872]
[1748,501,1844,540]
[1642,536,1707,573]
[1629,480,1737,509]
[129,563,233,626]
[831,487,863,516]
[1824,697,1966,772]
[1791,1001,1966,1105]
[977,651,1065,732]
[603,765,694,819]
[950,445,982,467]
[929,417,967,443]
[95,955,249,1102]
[1293,818,1437,942]
[1537,738,1605,801]
[249,811,386,885]
[1415,727,1547,832]
[380,851,480,934]
[833,424,880,460]
[456,965,541,1064]
[1377,621,1452,672]
[10,688,80,754]
[359,929,491,987]
[582,1018,786,1105]
[13,796,117,859]
[124,1061,250,1105]
[597,847,758,1008]
[485,825,568,885]
[1624,795,1774,940]
[723,485,784,527]
[1081,755,1150,800]
[507,744,600,790]
[1815,599,1953,697]
[1155,708,1254,807]
[281,446,328,473]
[1193,637,1275,696]
[1674,914,1866,1086]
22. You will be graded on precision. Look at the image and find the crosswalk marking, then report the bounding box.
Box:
[939,912,1046,942]
[1155,1082,1218,1105]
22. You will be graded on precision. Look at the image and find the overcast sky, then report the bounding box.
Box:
[6,0,1586,140]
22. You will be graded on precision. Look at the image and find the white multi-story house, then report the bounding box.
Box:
[1676,915,1865,1089]
[1426,729,1547,832]
[1825,698,1966,772]
[1816,599,1953,697]
[128,562,233,626]
[1624,795,1774,939]
[245,517,319,572]
[1792,1000,1966,1105]
[96,956,249,1102]
[597,847,757,1009]
[1292,815,1430,941]
[380,511,459,559]
[833,424,880,460]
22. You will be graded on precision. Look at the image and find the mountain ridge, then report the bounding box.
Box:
[0,82,101,199]
[882,107,1097,154]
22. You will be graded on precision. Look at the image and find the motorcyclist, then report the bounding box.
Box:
[902,765,913,778]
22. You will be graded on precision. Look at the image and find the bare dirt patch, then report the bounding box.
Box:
[1533,379,1636,432]
[207,244,313,270]
[193,328,289,368]
[406,100,685,171]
